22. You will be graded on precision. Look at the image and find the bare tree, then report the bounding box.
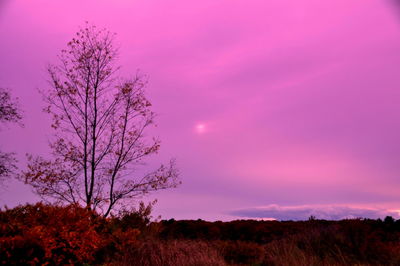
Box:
[0,88,22,182]
[22,24,180,216]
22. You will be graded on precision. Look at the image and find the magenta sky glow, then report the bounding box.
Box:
[1,0,400,220]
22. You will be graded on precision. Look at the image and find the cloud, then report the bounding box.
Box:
[229,204,400,221]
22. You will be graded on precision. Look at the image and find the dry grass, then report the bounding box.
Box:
[111,234,400,266]
[264,238,350,266]
[112,239,227,266]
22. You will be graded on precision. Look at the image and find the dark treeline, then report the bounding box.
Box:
[2,203,400,265]
[159,216,400,243]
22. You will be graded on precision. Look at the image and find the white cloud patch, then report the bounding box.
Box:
[229,204,400,221]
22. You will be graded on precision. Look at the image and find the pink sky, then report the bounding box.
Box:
[1,0,400,220]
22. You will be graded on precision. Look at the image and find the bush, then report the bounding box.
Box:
[0,203,104,265]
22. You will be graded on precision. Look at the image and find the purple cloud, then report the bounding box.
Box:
[229,204,400,221]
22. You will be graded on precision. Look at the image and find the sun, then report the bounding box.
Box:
[195,123,206,134]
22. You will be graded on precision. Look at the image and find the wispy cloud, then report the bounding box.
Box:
[229,204,400,221]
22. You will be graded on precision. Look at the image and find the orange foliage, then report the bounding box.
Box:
[0,203,105,265]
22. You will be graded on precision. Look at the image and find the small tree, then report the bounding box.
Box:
[22,24,180,216]
[0,88,22,182]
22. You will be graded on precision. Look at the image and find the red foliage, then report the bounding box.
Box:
[0,203,105,265]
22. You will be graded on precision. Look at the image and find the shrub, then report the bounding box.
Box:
[0,203,104,265]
